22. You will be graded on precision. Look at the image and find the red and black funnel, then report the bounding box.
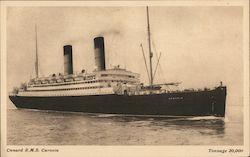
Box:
[94,37,106,71]
[63,45,73,75]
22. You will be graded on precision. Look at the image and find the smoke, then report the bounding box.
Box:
[62,29,122,46]
[97,28,123,37]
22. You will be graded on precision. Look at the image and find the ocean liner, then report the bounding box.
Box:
[9,7,227,117]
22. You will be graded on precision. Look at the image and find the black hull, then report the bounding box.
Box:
[9,87,227,117]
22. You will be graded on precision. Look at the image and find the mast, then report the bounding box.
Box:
[146,6,153,86]
[35,25,39,78]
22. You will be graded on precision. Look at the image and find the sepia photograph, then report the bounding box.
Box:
[1,0,249,157]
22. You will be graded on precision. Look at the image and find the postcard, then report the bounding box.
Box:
[1,0,249,157]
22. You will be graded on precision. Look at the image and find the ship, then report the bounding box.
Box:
[9,7,227,117]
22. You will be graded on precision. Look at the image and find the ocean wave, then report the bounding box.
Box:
[185,116,224,121]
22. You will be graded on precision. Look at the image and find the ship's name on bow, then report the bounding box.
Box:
[168,97,183,100]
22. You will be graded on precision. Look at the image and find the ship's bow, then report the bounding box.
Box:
[213,86,227,117]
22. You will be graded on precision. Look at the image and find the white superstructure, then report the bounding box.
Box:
[17,67,141,97]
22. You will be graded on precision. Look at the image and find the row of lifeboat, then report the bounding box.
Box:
[29,74,96,85]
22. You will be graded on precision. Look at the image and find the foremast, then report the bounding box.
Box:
[35,25,39,78]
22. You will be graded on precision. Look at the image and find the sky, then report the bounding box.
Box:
[6,6,243,108]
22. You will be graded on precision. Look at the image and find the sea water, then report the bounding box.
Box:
[7,105,243,145]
